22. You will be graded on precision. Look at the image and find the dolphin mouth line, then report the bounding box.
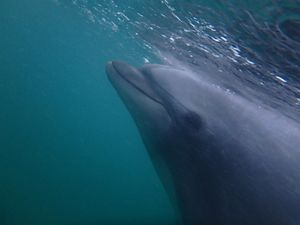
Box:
[110,62,164,106]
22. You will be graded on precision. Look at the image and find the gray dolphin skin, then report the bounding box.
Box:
[105,61,300,225]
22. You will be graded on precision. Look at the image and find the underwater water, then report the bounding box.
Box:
[0,0,299,225]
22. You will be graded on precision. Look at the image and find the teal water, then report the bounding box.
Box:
[0,1,176,224]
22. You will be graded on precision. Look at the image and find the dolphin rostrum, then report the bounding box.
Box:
[105,61,300,225]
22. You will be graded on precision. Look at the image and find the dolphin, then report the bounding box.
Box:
[105,61,300,225]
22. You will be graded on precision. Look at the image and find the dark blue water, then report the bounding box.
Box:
[1,0,299,224]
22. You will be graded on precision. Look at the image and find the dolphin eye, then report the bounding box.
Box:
[183,112,203,131]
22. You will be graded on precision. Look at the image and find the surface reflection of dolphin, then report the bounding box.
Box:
[106,61,300,225]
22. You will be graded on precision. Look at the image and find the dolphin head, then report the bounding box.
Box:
[106,61,222,221]
[105,61,206,143]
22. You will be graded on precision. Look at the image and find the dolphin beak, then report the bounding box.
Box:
[105,61,116,80]
[106,60,136,77]
[106,61,141,84]
[105,61,163,105]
